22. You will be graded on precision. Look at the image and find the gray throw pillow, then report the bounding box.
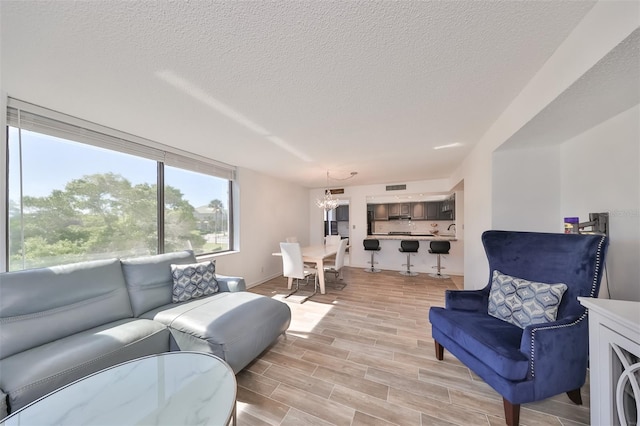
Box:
[488,270,567,329]
[171,260,219,303]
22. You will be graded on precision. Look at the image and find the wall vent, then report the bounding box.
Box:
[386,184,407,191]
[328,188,344,195]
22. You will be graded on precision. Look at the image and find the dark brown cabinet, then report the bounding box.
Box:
[388,203,410,217]
[373,204,388,220]
[426,202,440,220]
[411,202,425,220]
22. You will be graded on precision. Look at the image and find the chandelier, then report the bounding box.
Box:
[316,189,340,211]
[316,170,357,211]
[316,171,339,210]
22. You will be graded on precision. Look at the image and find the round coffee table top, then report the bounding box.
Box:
[1,352,236,425]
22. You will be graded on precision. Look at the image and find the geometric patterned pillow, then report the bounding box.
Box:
[488,270,567,329]
[170,260,219,303]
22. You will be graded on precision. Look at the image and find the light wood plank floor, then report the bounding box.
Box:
[241,267,590,426]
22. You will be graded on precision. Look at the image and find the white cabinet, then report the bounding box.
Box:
[579,298,640,426]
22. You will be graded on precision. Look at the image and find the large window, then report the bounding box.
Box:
[5,100,235,272]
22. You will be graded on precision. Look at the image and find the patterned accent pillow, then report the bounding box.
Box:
[488,270,567,329]
[170,260,219,303]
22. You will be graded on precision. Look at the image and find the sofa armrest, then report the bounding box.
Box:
[445,289,488,312]
[519,315,589,388]
[216,274,246,292]
[0,388,8,420]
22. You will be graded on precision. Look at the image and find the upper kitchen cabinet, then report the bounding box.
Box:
[411,202,425,220]
[336,205,349,221]
[425,202,438,220]
[388,203,410,217]
[373,204,388,220]
[440,195,456,220]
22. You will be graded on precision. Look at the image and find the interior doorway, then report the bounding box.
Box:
[323,200,350,265]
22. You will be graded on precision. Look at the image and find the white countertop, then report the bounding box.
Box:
[367,234,457,241]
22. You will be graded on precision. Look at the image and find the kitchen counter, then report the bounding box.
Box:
[360,235,462,275]
[367,234,457,241]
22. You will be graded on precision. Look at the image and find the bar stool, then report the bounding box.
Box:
[363,239,381,273]
[428,241,451,279]
[399,240,419,276]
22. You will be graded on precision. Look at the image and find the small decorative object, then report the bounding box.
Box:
[564,217,579,234]
[430,223,439,235]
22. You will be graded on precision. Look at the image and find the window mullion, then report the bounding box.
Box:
[158,162,165,254]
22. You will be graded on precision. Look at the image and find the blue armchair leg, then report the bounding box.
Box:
[503,399,520,426]
[435,340,444,360]
[566,389,582,405]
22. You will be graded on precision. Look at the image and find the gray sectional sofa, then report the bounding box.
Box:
[0,251,291,418]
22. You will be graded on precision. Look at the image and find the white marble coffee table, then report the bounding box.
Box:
[1,352,237,425]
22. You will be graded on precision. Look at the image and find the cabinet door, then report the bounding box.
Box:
[438,201,455,220]
[411,202,425,220]
[388,203,399,216]
[336,205,349,221]
[373,204,388,220]
[426,202,439,220]
[400,203,411,216]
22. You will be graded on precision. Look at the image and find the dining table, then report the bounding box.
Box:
[274,243,342,295]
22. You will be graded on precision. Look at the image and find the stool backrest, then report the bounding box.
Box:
[363,239,380,250]
[429,241,450,254]
[400,240,419,252]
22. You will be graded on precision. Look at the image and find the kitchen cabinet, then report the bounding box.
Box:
[426,202,440,220]
[373,204,388,220]
[411,202,425,220]
[336,205,349,221]
[388,203,410,217]
[439,200,455,220]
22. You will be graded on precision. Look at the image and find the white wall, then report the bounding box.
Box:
[560,105,640,301]
[492,146,562,233]
[451,1,640,291]
[489,106,639,301]
[214,167,310,288]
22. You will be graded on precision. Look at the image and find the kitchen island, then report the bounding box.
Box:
[368,233,457,242]
[364,233,462,275]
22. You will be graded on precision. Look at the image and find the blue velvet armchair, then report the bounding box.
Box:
[429,230,608,426]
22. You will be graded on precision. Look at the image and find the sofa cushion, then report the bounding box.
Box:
[0,259,133,359]
[488,270,567,329]
[121,251,197,316]
[171,260,218,302]
[140,292,291,373]
[0,318,169,413]
[429,307,529,381]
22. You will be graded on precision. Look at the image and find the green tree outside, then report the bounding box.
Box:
[9,173,206,270]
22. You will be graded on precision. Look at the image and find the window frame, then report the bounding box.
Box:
[2,98,236,272]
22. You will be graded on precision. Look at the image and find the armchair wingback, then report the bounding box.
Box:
[429,230,608,426]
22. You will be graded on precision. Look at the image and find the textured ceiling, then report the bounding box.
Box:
[1,1,597,188]
[501,28,640,151]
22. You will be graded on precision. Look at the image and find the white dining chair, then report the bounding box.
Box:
[280,242,318,302]
[323,238,349,289]
[285,237,315,268]
[324,235,342,246]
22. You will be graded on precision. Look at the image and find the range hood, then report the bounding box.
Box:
[388,215,412,220]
